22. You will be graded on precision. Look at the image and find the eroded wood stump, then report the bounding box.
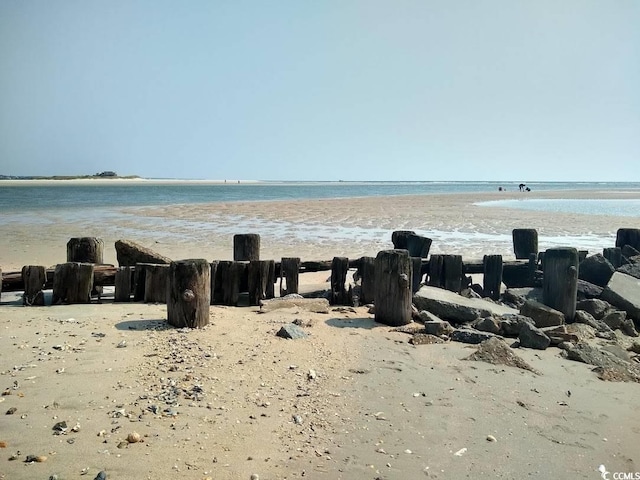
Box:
[220,261,246,306]
[210,261,220,305]
[52,262,94,305]
[144,264,170,303]
[330,257,352,306]
[542,247,578,321]
[167,259,210,328]
[406,234,432,258]
[248,260,275,306]
[616,228,640,251]
[391,230,416,250]
[429,254,463,292]
[280,257,301,296]
[115,239,171,267]
[67,237,104,263]
[358,256,376,305]
[374,250,412,326]
[233,234,261,261]
[411,257,423,294]
[22,265,46,306]
[512,229,538,260]
[114,266,133,302]
[483,255,503,300]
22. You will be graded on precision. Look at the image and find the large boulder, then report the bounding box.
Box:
[413,286,517,324]
[601,272,640,321]
[502,288,543,308]
[520,300,565,328]
[576,279,603,300]
[578,254,615,287]
[576,299,611,320]
[496,314,535,337]
[617,263,640,280]
[451,329,498,344]
[115,239,172,267]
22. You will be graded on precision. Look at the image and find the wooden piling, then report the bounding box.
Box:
[391,230,416,250]
[144,264,170,303]
[22,265,46,306]
[52,262,94,305]
[358,256,376,305]
[248,260,274,306]
[411,257,423,293]
[482,255,502,300]
[443,255,464,292]
[330,257,352,305]
[114,266,133,302]
[220,261,245,306]
[67,237,104,263]
[542,247,578,321]
[512,229,538,260]
[280,257,301,296]
[167,259,210,328]
[233,234,260,261]
[406,234,432,258]
[210,261,220,305]
[374,250,412,326]
[616,228,640,251]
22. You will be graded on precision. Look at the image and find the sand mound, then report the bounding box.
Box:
[465,337,539,374]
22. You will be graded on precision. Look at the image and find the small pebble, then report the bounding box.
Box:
[250,474,259,480]
[404,449,412,454]
[5,407,17,415]
[487,435,497,442]
[94,471,107,480]
[127,432,141,443]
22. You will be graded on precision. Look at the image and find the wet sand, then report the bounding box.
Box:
[1,190,640,479]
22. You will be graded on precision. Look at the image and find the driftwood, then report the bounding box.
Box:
[167,259,210,328]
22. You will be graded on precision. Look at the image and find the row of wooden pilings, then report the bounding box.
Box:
[3,228,640,328]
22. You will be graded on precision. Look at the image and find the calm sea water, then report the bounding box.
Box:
[1,180,639,214]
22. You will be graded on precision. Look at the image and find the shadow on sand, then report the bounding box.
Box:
[325,317,382,330]
[115,319,171,331]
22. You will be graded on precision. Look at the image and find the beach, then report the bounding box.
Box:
[1,188,640,479]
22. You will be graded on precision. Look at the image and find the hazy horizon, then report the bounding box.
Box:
[1,1,638,182]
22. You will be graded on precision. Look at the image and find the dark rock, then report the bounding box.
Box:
[576,279,603,300]
[276,324,309,340]
[601,272,640,321]
[114,239,171,267]
[601,310,626,330]
[520,300,565,328]
[518,323,551,350]
[94,472,107,480]
[621,245,640,259]
[617,263,640,280]
[621,318,639,337]
[413,286,516,324]
[451,329,498,344]
[472,317,501,334]
[422,319,454,336]
[561,342,640,382]
[502,288,543,308]
[576,299,611,320]
[578,254,615,287]
[497,314,535,337]
[574,310,600,328]
[629,254,640,264]
[418,309,443,323]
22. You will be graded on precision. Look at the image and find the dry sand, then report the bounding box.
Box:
[1,190,640,479]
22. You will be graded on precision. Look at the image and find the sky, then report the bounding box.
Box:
[0,1,638,181]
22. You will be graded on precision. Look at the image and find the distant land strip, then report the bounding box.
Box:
[0,171,140,180]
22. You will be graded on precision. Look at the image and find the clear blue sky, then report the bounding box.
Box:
[1,1,638,181]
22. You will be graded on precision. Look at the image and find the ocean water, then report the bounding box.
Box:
[1,180,639,213]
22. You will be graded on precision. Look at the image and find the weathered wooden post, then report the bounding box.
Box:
[411,257,423,293]
[330,257,352,305]
[22,265,46,306]
[512,229,538,260]
[266,260,276,299]
[133,263,152,301]
[67,237,104,263]
[603,247,622,269]
[358,256,376,305]
[542,247,578,321]
[144,264,170,303]
[233,234,260,261]
[0,266,2,300]
[210,261,220,305]
[391,230,416,250]
[114,266,133,302]
[167,259,210,328]
[280,257,301,296]
[406,234,432,258]
[374,249,412,326]
[428,254,444,288]
[52,262,94,304]
[616,228,640,251]
[220,261,245,306]
[482,255,503,300]
[248,260,274,306]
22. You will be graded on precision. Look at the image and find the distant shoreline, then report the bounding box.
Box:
[0,177,261,186]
